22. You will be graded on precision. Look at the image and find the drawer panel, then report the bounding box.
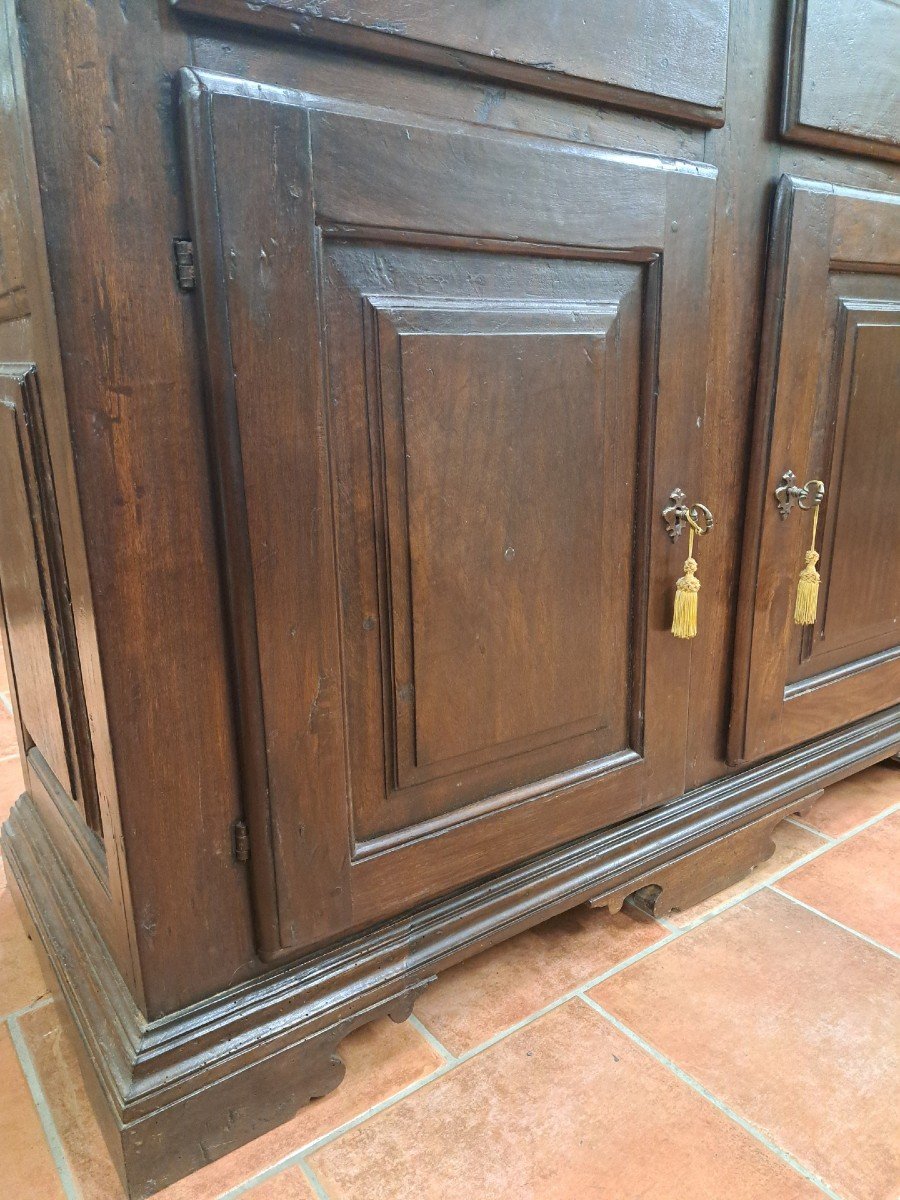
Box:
[782,0,900,162]
[172,0,730,126]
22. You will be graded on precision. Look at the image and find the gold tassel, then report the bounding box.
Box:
[794,505,820,626]
[672,526,700,639]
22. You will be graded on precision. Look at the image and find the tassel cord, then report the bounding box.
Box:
[794,502,821,627]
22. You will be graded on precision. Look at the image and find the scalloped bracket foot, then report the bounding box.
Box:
[588,791,822,921]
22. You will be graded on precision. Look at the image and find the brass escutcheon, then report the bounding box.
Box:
[662,488,715,542]
[775,471,825,519]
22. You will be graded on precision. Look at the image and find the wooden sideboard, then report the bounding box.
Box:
[0,0,897,1194]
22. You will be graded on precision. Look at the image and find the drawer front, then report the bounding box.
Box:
[731,177,900,764]
[180,69,717,955]
[173,0,730,127]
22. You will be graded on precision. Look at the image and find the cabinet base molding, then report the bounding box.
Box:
[593,788,824,920]
[3,707,898,1198]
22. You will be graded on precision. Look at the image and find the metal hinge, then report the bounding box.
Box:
[173,238,196,291]
[233,819,250,863]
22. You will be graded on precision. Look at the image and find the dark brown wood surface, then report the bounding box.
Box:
[0,0,895,996]
[687,0,899,787]
[6,702,898,1197]
[0,366,101,832]
[172,0,731,126]
[0,370,71,794]
[782,0,900,163]
[8,0,259,1014]
[0,0,899,1190]
[730,177,900,763]
[181,69,717,952]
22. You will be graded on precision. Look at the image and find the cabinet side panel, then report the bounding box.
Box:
[0,386,71,791]
[15,0,259,1014]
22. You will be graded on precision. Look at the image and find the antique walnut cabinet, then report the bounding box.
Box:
[0,0,897,1194]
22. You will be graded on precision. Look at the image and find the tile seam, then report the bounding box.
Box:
[0,992,54,1024]
[576,994,844,1200]
[216,930,696,1197]
[406,1013,457,1063]
[7,1014,81,1200]
[784,816,833,841]
[297,1156,332,1200]
[769,886,900,959]
[668,799,900,932]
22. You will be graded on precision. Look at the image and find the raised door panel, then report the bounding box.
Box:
[0,365,100,837]
[790,301,900,683]
[180,70,717,957]
[731,178,900,765]
[172,0,730,127]
[323,253,645,843]
[782,0,900,162]
[0,371,69,788]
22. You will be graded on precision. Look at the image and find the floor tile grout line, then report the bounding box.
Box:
[7,1014,82,1200]
[0,992,54,1025]
[297,1156,332,1200]
[784,816,833,842]
[406,1013,457,1064]
[669,798,900,933]
[409,923,688,1065]
[220,928,698,1197]
[624,896,678,933]
[769,886,900,959]
[653,913,680,933]
[215,1065,454,1199]
[576,994,844,1200]
[204,796,900,1197]
[812,798,900,842]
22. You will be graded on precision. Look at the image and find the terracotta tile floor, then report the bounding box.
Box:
[0,658,898,1198]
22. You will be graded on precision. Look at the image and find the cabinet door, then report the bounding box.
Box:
[731,177,900,764]
[179,69,716,956]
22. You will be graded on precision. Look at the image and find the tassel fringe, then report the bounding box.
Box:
[672,556,700,639]
[794,548,820,626]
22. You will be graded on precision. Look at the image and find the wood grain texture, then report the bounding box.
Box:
[730,177,900,764]
[0,0,898,1191]
[0,0,141,993]
[0,69,27,323]
[13,0,258,1014]
[172,0,730,126]
[0,366,100,833]
[790,300,900,682]
[4,704,897,1197]
[180,67,717,954]
[782,0,900,163]
[0,374,72,795]
[597,799,813,920]
[689,0,900,785]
